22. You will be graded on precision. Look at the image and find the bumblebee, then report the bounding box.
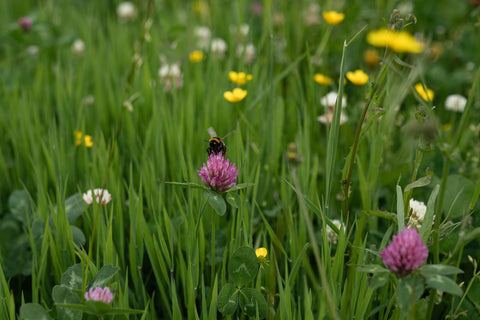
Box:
[207,137,227,155]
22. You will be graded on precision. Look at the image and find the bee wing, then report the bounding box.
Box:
[207,127,217,138]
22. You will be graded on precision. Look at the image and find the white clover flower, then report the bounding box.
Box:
[236,43,255,64]
[303,3,321,26]
[117,2,137,22]
[445,94,467,112]
[194,26,212,50]
[317,111,348,125]
[320,92,347,109]
[83,189,112,206]
[158,63,183,91]
[210,38,227,59]
[407,199,427,229]
[326,219,345,244]
[26,45,39,56]
[71,39,85,55]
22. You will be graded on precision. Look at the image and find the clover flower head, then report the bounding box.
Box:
[197,153,239,193]
[194,26,212,50]
[236,43,256,64]
[303,3,321,26]
[317,112,348,125]
[210,38,227,59]
[380,228,428,276]
[326,219,345,244]
[18,17,32,32]
[84,287,114,304]
[407,199,427,230]
[322,11,345,25]
[321,92,347,109]
[71,39,86,55]
[445,94,467,112]
[158,63,183,91]
[117,2,137,22]
[83,189,112,206]
[346,69,369,85]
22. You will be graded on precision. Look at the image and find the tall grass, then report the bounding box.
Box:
[1,0,480,319]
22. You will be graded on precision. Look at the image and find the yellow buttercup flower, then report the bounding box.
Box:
[189,50,204,62]
[74,131,93,148]
[415,83,434,102]
[363,49,380,68]
[314,73,332,85]
[228,71,252,85]
[322,11,345,25]
[367,28,424,54]
[255,247,269,268]
[224,88,247,102]
[346,69,369,85]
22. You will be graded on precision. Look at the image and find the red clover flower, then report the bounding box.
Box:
[380,228,428,276]
[84,287,114,304]
[198,153,239,193]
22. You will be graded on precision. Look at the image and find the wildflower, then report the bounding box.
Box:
[192,1,210,15]
[26,45,39,56]
[84,287,114,304]
[83,189,112,206]
[251,2,263,15]
[303,3,321,26]
[367,29,424,54]
[320,91,347,109]
[158,63,183,91]
[116,2,137,22]
[189,50,204,63]
[74,131,93,147]
[197,153,239,193]
[326,219,345,244]
[317,111,348,125]
[322,11,345,25]
[71,39,86,55]
[363,49,380,68]
[224,88,247,102]
[230,24,250,41]
[445,94,467,112]
[314,73,333,85]
[17,17,32,32]
[236,43,256,64]
[407,199,427,230]
[380,228,428,276]
[229,71,252,85]
[255,247,269,268]
[194,26,211,50]
[346,70,369,85]
[210,38,227,59]
[414,83,434,102]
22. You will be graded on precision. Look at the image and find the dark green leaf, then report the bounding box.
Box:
[356,264,389,274]
[420,184,439,243]
[441,175,476,216]
[55,303,144,316]
[228,247,258,287]
[52,285,82,320]
[70,225,86,247]
[425,274,463,296]
[20,303,54,320]
[8,190,31,226]
[61,264,83,290]
[362,210,397,221]
[396,275,424,312]
[239,288,267,319]
[204,190,226,216]
[89,265,120,289]
[396,185,404,231]
[370,272,390,289]
[420,264,463,276]
[217,283,238,316]
[226,192,241,208]
[63,193,85,223]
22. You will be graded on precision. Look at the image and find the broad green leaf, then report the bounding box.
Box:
[52,285,82,320]
[61,264,83,290]
[63,193,85,223]
[370,272,389,289]
[441,175,476,215]
[20,303,54,320]
[356,264,389,274]
[89,265,120,289]
[239,288,267,319]
[420,264,463,276]
[228,247,258,288]
[217,283,238,316]
[8,190,31,226]
[70,225,86,247]
[420,184,439,243]
[226,192,241,208]
[396,275,424,312]
[204,190,226,216]
[404,175,431,193]
[424,274,463,296]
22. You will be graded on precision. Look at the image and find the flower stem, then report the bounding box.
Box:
[210,212,216,285]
